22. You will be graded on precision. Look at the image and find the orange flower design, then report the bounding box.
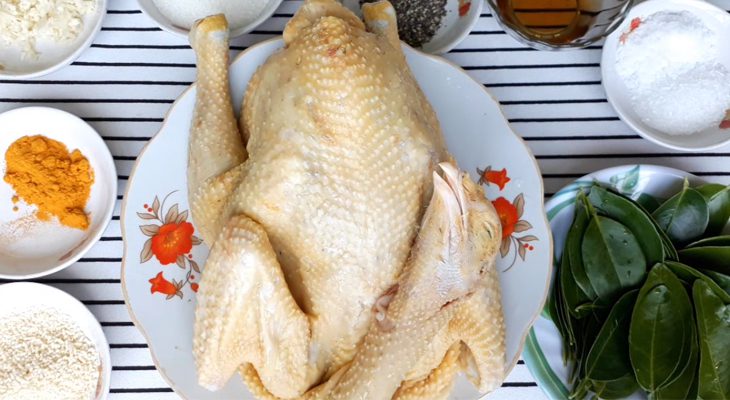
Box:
[139,192,202,300]
[620,17,642,44]
[477,166,511,191]
[493,197,519,239]
[149,272,177,296]
[478,172,538,273]
[151,222,194,265]
[458,0,471,16]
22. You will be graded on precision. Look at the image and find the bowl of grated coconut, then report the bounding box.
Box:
[138,0,284,38]
[602,0,730,151]
[0,0,107,79]
[0,282,111,400]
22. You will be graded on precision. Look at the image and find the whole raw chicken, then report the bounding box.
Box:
[188,1,506,399]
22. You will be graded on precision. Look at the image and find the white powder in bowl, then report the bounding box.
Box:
[152,0,271,31]
[615,11,730,136]
[0,0,97,59]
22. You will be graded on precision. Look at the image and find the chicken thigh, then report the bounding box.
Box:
[189,1,506,399]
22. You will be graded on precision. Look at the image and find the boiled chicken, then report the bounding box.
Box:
[188,1,506,399]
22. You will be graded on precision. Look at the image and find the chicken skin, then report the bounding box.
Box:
[188,1,506,399]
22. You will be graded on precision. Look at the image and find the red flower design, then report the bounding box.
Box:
[620,17,642,44]
[479,167,511,190]
[720,110,730,129]
[151,222,195,265]
[139,193,203,301]
[492,197,519,239]
[149,272,177,296]
[459,0,471,16]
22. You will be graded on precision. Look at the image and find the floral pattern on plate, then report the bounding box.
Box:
[478,166,540,272]
[138,191,202,300]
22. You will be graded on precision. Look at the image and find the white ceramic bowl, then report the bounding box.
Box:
[342,0,483,54]
[138,0,284,38]
[0,282,111,400]
[602,0,730,151]
[523,164,708,399]
[0,0,106,79]
[0,107,117,280]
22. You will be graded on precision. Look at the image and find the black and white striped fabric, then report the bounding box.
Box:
[2,0,729,398]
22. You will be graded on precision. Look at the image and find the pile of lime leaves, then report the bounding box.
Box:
[551,181,730,399]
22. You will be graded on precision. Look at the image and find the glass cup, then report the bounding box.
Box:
[486,0,636,50]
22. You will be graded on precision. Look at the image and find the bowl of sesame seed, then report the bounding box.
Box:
[344,0,483,54]
[0,282,111,400]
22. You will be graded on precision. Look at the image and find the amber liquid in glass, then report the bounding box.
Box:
[495,0,625,46]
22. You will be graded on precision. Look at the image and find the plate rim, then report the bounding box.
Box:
[120,36,552,399]
[522,163,705,400]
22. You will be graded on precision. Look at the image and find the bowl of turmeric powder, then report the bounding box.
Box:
[0,107,117,279]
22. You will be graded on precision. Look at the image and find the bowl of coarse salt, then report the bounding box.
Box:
[602,0,730,151]
[138,0,284,38]
[0,282,111,400]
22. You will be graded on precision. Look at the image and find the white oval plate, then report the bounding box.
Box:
[523,164,710,399]
[121,39,551,399]
[0,0,106,79]
[0,107,117,280]
[602,0,730,151]
[0,282,111,400]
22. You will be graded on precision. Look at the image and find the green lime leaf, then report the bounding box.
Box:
[568,195,598,302]
[700,269,730,297]
[582,216,647,302]
[652,183,709,246]
[679,246,730,275]
[630,264,694,392]
[693,280,730,399]
[687,235,730,248]
[584,290,638,381]
[588,186,665,266]
[697,184,730,236]
[665,261,730,303]
[591,374,640,399]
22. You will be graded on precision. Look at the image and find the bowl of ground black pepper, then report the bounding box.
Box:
[0,107,117,280]
[345,0,482,54]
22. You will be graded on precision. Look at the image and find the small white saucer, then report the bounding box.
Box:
[342,0,483,54]
[0,107,117,280]
[602,0,730,151]
[137,0,284,38]
[0,282,111,400]
[0,0,106,79]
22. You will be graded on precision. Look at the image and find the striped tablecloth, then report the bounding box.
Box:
[2,0,729,399]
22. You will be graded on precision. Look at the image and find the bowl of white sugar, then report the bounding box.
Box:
[602,0,730,151]
[138,0,283,38]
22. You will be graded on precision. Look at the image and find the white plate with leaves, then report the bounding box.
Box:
[523,164,730,399]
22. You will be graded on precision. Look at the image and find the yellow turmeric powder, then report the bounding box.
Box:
[4,135,94,230]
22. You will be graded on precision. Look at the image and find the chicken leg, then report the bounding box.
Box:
[187,15,247,245]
